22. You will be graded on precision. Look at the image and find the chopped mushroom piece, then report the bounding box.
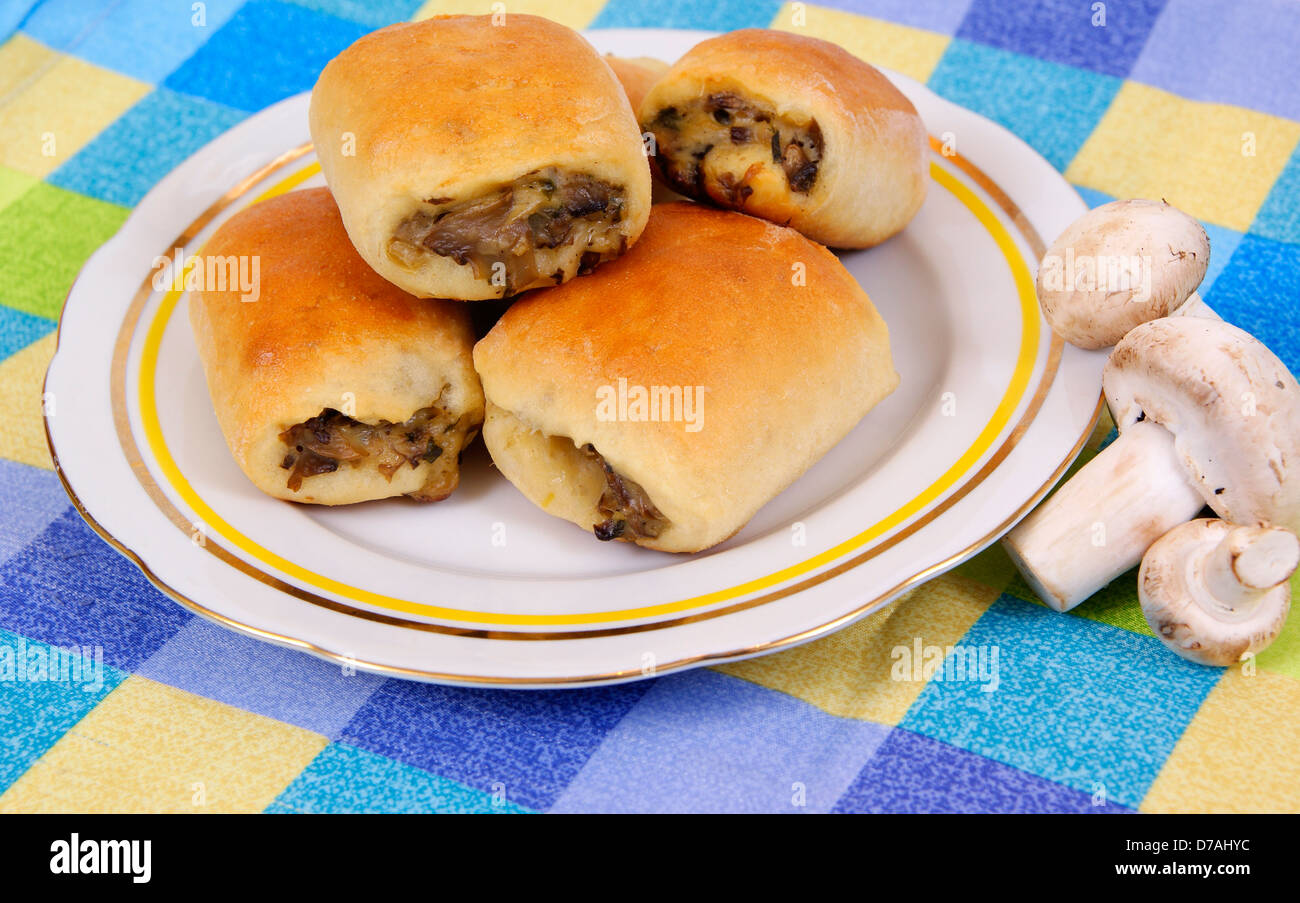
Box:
[1140,519,1297,666]
[1036,199,1208,349]
[387,168,628,295]
[1003,317,1300,612]
[277,403,473,502]
[578,443,669,542]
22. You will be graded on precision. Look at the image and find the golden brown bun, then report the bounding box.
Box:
[639,29,927,247]
[474,202,898,552]
[309,15,651,300]
[188,188,484,505]
[604,54,669,114]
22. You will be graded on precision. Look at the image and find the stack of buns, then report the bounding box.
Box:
[189,14,925,553]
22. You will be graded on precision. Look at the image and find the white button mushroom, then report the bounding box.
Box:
[1037,199,1209,349]
[1003,317,1300,612]
[1140,518,1297,666]
[1107,317,1300,531]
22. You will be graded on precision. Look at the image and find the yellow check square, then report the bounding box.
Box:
[414,0,608,29]
[1141,668,1300,813]
[0,332,57,471]
[716,572,998,724]
[0,45,150,178]
[1066,81,1300,232]
[0,34,59,95]
[770,2,950,83]
[0,676,326,813]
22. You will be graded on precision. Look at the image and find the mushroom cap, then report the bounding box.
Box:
[1104,317,1300,533]
[1139,518,1293,666]
[1036,199,1209,349]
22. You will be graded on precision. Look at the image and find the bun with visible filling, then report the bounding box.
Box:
[310,15,652,300]
[473,202,899,552]
[639,29,927,248]
[188,188,484,505]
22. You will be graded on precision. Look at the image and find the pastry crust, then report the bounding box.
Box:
[639,29,928,248]
[310,15,652,300]
[604,55,669,114]
[474,203,899,552]
[188,188,484,505]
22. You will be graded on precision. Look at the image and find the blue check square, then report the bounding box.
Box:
[268,742,530,813]
[956,0,1167,78]
[1251,144,1300,246]
[592,0,785,31]
[1130,0,1300,121]
[1207,234,1300,375]
[0,628,126,794]
[809,0,973,34]
[0,509,192,672]
[928,39,1122,171]
[136,618,385,739]
[20,0,245,83]
[0,461,69,570]
[899,594,1221,809]
[338,677,652,811]
[552,669,890,813]
[281,0,424,29]
[834,726,1132,812]
[164,0,368,112]
[48,88,245,208]
[0,307,55,364]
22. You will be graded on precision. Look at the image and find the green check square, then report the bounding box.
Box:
[0,181,127,320]
[1253,571,1300,679]
[1070,566,1155,637]
[1001,555,1155,636]
[0,166,36,214]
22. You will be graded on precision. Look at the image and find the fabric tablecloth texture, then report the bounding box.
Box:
[1,0,1298,814]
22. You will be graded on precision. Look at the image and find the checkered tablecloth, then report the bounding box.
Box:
[1,0,1297,814]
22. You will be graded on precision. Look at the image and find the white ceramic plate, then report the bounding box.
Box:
[44,28,1105,687]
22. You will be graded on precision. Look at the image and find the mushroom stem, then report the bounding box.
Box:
[1201,525,1300,619]
[1003,419,1205,612]
[1140,519,1296,666]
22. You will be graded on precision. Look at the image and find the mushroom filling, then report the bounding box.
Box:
[387,168,628,294]
[278,402,476,502]
[647,92,823,203]
[576,443,669,542]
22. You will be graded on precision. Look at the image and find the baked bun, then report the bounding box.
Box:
[474,202,898,552]
[639,29,927,248]
[309,15,652,300]
[604,54,669,113]
[188,188,484,505]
